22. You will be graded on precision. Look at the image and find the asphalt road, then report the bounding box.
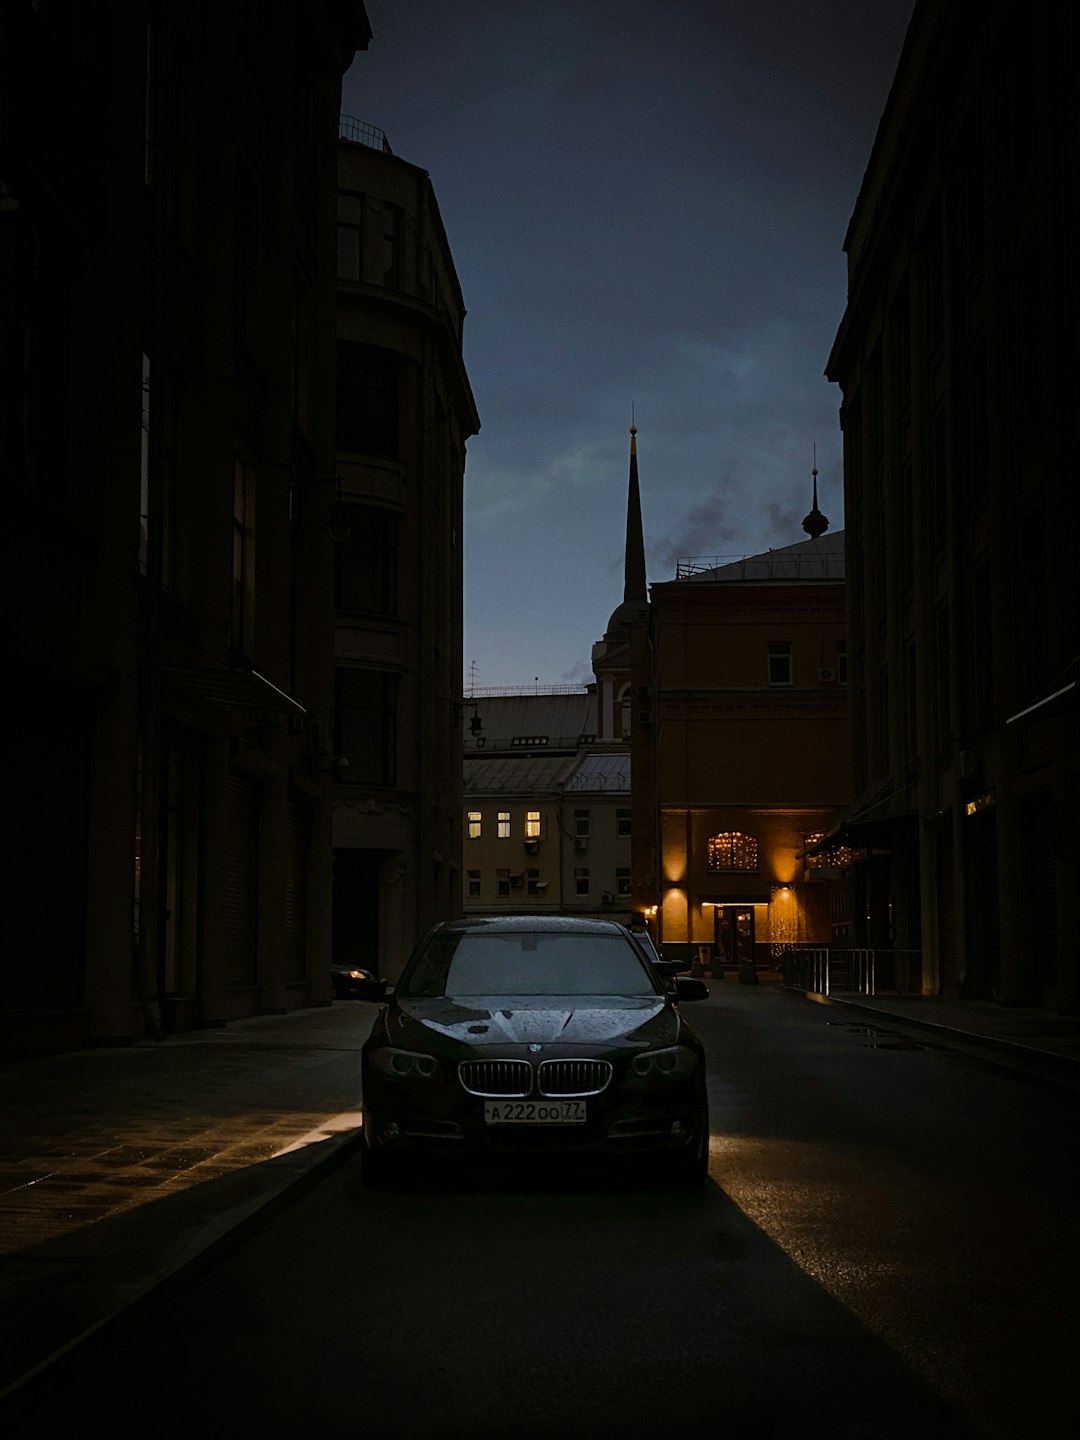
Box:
[12,984,1076,1440]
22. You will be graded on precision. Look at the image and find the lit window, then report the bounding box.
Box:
[575,867,590,896]
[467,811,481,840]
[707,832,759,871]
[526,811,541,839]
[805,834,854,870]
[768,642,792,686]
[497,811,510,839]
[467,869,481,897]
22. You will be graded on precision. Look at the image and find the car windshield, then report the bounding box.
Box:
[400,931,661,998]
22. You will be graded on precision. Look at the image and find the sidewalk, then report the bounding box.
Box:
[0,1000,381,1419]
[798,986,1080,1089]
[2,987,1079,1421]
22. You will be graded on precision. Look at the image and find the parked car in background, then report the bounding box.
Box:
[331,963,388,1002]
[360,915,709,1185]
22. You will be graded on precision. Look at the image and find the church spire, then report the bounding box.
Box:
[624,414,647,604]
[802,444,830,539]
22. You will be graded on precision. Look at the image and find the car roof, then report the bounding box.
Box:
[427,915,630,937]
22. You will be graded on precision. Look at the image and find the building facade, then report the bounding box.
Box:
[1,2,371,1058]
[631,534,850,973]
[462,691,634,925]
[825,0,1078,1008]
[332,127,479,982]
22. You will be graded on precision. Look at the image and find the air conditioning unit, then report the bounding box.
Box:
[534,881,549,892]
[574,837,588,851]
[524,839,540,854]
[818,668,836,682]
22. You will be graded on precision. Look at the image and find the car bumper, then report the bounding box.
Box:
[361,1068,705,1160]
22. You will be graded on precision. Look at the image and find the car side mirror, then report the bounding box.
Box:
[652,959,690,977]
[674,976,709,1002]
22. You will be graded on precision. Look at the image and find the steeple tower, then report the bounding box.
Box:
[604,418,650,640]
[623,420,647,608]
[592,419,651,741]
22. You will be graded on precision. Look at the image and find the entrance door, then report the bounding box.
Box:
[715,906,755,969]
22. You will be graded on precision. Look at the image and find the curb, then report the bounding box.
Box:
[0,1126,364,1423]
[801,989,1080,1089]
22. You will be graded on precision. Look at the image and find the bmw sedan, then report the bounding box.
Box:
[360,915,709,1185]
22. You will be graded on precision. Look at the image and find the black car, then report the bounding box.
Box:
[331,963,388,1002]
[360,915,709,1184]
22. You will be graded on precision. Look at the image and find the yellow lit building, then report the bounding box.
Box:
[630,531,850,973]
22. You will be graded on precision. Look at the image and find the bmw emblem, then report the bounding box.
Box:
[528,1044,542,1053]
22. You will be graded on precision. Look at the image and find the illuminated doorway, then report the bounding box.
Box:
[715,906,756,970]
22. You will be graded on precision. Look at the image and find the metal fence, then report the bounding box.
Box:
[781,947,923,997]
[339,115,393,152]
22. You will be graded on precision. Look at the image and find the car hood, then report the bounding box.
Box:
[387,994,681,1052]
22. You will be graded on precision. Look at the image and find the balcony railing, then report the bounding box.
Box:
[339,115,392,153]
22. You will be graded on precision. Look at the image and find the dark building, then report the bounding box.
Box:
[825,0,1078,1008]
[1,2,372,1057]
[331,124,479,981]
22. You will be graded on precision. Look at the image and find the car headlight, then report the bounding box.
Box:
[371,1047,438,1078]
[629,1045,698,1080]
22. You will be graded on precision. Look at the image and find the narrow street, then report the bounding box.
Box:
[18,984,1076,1440]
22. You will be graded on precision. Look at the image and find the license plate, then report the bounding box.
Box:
[484,1099,587,1125]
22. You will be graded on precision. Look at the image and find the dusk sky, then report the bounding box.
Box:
[340,1,916,691]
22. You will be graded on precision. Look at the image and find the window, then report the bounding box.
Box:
[336,191,363,281]
[497,868,510,898]
[382,202,401,288]
[707,832,759,871]
[837,639,848,686]
[768,642,792,686]
[616,867,631,896]
[616,808,631,837]
[232,455,256,657]
[335,505,398,614]
[525,812,541,839]
[497,812,510,839]
[334,668,398,785]
[467,870,481,897]
[574,809,591,838]
[574,867,590,896]
[467,811,481,840]
[805,835,854,870]
[526,869,542,896]
[336,344,399,457]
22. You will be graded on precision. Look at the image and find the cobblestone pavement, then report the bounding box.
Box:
[0,1002,379,1412]
[2,984,1078,1418]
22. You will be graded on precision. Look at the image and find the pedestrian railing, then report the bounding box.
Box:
[781,947,922,997]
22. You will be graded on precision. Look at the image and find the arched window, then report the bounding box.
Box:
[707,831,758,871]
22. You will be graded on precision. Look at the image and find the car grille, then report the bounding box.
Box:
[458,1059,533,1097]
[537,1059,612,1097]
